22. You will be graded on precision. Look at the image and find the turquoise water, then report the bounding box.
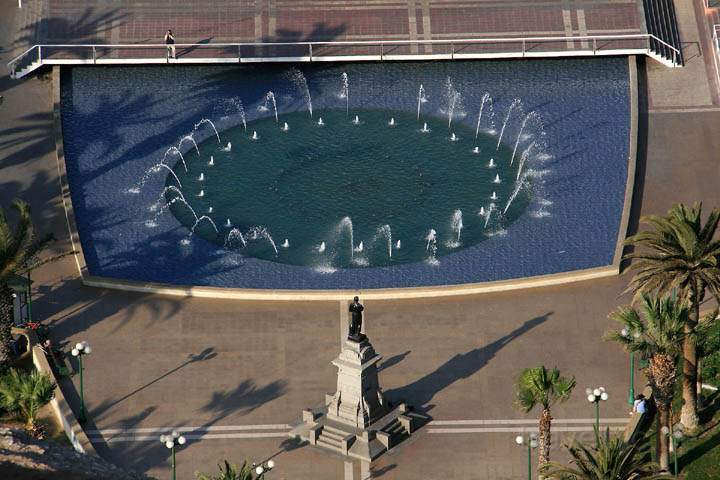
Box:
[169,108,530,268]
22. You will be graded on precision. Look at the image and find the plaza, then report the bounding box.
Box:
[2,1,720,479]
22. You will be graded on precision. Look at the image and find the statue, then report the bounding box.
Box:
[348,296,364,341]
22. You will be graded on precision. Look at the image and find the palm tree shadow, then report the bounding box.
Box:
[385,313,551,412]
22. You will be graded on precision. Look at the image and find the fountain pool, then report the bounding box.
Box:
[60,58,631,290]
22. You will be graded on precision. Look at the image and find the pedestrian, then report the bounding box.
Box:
[165,29,176,59]
[632,394,646,415]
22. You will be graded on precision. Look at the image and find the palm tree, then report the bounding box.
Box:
[606,294,686,471]
[515,366,576,469]
[0,199,55,366]
[196,460,255,480]
[0,368,55,435]
[540,428,673,479]
[624,202,720,432]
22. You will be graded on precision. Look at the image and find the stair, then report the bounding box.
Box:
[316,425,350,453]
[10,61,42,79]
[642,0,684,66]
[380,418,409,448]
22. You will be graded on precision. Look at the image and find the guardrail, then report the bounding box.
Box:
[8,34,681,77]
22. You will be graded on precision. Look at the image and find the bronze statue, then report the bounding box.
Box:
[348,296,364,340]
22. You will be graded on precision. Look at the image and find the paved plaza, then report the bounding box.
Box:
[2,0,720,479]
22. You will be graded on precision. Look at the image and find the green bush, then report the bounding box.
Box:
[0,368,55,431]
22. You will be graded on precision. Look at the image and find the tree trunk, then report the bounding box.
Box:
[538,408,552,468]
[681,282,700,432]
[697,357,703,410]
[657,404,671,471]
[0,282,14,368]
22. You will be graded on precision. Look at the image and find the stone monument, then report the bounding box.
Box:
[289,298,427,461]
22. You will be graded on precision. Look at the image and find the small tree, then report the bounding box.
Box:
[196,460,255,480]
[0,368,55,436]
[606,295,686,471]
[540,428,673,479]
[515,366,576,469]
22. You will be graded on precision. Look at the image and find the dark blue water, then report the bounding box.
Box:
[60,59,630,289]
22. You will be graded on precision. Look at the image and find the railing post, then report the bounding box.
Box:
[522,39,525,57]
[309,43,313,61]
[237,44,241,63]
[451,43,454,60]
[37,45,41,63]
[380,42,384,60]
[92,46,96,64]
[593,38,597,55]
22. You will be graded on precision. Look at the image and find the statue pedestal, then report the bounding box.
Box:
[326,337,387,428]
[290,335,427,462]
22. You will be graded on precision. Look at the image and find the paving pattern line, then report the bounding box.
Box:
[429,426,626,434]
[429,418,629,426]
[98,432,291,443]
[87,423,291,435]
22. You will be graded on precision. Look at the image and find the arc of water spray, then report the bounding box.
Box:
[496,99,521,151]
[194,118,221,144]
[417,84,426,121]
[162,147,187,172]
[475,93,492,140]
[445,78,461,130]
[179,134,200,156]
[339,73,349,115]
[264,92,278,123]
[338,217,354,259]
[290,69,313,118]
[510,112,539,165]
[377,225,392,259]
[248,226,279,255]
[224,228,247,248]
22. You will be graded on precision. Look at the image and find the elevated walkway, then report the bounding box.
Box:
[8,35,681,80]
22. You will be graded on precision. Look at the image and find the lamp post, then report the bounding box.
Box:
[160,431,186,480]
[661,425,684,476]
[620,327,640,405]
[515,433,538,480]
[586,386,609,431]
[71,341,91,423]
[253,459,276,479]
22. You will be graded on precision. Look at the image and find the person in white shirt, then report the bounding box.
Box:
[632,394,647,414]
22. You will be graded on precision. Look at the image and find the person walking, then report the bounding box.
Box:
[165,29,176,59]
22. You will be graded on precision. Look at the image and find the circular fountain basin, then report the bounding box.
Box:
[167,109,531,269]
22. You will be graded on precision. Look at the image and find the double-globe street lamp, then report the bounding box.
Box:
[71,341,92,423]
[515,433,538,480]
[160,431,186,480]
[253,459,276,478]
[586,386,609,432]
[620,327,641,405]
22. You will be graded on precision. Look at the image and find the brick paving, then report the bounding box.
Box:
[16,0,645,47]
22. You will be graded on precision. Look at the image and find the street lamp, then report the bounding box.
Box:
[586,386,609,431]
[515,433,538,480]
[661,425,684,476]
[71,341,91,423]
[160,431,186,480]
[620,328,641,405]
[253,459,276,479]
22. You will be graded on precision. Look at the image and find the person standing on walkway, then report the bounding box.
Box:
[165,29,176,59]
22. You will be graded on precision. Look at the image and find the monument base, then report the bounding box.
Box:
[289,335,427,461]
[290,401,427,461]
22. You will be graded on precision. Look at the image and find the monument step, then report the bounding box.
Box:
[320,429,346,442]
[317,437,344,452]
[323,423,352,436]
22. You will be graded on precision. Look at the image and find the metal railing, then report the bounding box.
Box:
[8,34,681,77]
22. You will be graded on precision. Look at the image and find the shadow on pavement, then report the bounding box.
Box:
[385,313,550,413]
